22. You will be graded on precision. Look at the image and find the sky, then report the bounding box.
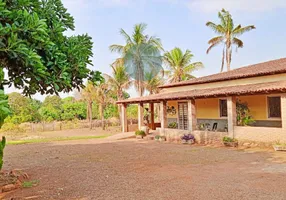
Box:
[5,0,286,100]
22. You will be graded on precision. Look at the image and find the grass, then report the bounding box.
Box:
[22,180,39,188]
[7,135,109,145]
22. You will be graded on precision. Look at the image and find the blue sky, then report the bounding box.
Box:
[6,0,286,100]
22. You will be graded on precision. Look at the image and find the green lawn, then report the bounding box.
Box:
[7,135,109,145]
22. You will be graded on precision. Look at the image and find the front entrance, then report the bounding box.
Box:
[178,102,188,130]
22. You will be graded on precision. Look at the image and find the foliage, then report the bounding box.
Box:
[154,135,161,140]
[144,72,164,94]
[168,122,178,129]
[164,47,203,83]
[135,130,146,136]
[181,134,195,141]
[0,90,10,128]
[61,101,86,120]
[39,105,61,122]
[0,0,100,95]
[43,96,62,110]
[104,104,118,119]
[127,105,138,119]
[0,136,6,170]
[206,9,255,72]
[104,65,131,101]
[236,100,255,126]
[222,136,238,143]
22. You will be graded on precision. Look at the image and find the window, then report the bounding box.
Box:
[268,96,281,118]
[219,99,228,117]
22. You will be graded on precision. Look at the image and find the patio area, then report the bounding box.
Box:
[3,138,286,200]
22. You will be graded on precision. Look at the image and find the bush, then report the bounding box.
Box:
[168,122,178,129]
[135,130,146,136]
[155,135,161,140]
[223,136,238,143]
[0,136,6,170]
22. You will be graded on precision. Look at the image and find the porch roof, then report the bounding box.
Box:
[117,81,286,104]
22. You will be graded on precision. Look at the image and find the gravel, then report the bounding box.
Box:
[3,140,286,200]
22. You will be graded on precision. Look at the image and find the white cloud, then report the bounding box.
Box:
[187,0,286,13]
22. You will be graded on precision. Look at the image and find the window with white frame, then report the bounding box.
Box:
[219,99,228,117]
[267,96,281,118]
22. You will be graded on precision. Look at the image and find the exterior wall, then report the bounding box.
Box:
[234,126,286,143]
[196,98,220,119]
[156,128,227,144]
[161,73,286,93]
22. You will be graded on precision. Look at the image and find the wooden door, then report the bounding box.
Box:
[178,102,188,130]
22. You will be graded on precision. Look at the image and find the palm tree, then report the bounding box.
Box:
[144,72,164,95]
[94,81,115,130]
[206,9,255,72]
[164,47,203,83]
[104,65,131,101]
[81,82,97,130]
[104,65,131,124]
[110,23,163,96]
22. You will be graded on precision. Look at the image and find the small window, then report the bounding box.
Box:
[219,99,228,117]
[268,96,281,118]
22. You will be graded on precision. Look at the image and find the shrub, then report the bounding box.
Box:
[181,134,195,141]
[0,136,6,170]
[223,136,238,143]
[168,122,178,129]
[154,135,161,140]
[135,130,146,136]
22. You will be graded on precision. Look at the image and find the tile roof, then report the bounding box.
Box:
[117,81,286,104]
[160,58,286,88]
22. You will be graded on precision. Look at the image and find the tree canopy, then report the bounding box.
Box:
[0,0,97,95]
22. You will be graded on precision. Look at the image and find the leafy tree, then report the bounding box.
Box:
[206,9,255,72]
[110,23,163,96]
[43,95,62,110]
[39,105,61,122]
[0,91,10,128]
[164,48,203,83]
[0,0,97,95]
[61,101,86,120]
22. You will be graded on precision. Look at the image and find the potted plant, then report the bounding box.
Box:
[168,122,178,129]
[135,130,146,139]
[223,136,238,147]
[154,135,161,141]
[181,134,195,144]
[273,141,286,151]
[159,136,166,142]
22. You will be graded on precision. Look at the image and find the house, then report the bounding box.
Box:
[117,58,286,144]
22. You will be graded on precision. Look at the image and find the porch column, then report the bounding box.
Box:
[121,103,128,132]
[227,96,237,138]
[281,94,286,129]
[187,99,197,132]
[138,103,144,130]
[149,102,155,130]
[160,101,167,128]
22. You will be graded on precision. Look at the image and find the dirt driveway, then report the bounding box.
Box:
[3,139,286,200]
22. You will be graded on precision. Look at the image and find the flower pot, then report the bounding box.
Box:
[223,141,238,147]
[273,145,286,151]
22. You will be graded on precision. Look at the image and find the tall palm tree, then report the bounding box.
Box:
[164,47,203,83]
[110,23,163,96]
[81,82,97,130]
[206,9,255,72]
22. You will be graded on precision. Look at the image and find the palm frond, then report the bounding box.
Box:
[206,22,225,34]
[109,44,125,54]
[233,25,256,36]
[119,28,132,44]
[232,37,244,48]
